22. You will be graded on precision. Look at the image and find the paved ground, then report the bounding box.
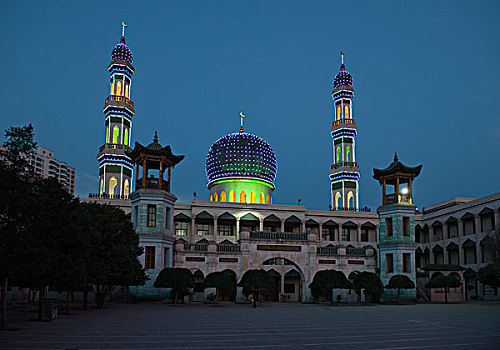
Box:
[1,302,500,350]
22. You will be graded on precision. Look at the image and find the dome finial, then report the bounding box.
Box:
[240,112,245,133]
[394,150,398,162]
[340,50,345,70]
[122,21,127,38]
[154,130,158,143]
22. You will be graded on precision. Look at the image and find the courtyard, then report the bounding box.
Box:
[1,303,500,350]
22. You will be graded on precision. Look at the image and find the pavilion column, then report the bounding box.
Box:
[280,219,285,233]
[142,159,146,189]
[135,162,139,188]
[395,176,400,204]
[168,167,171,192]
[319,223,323,244]
[382,179,386,205]
[159,162,163,190]
[213,217,218,241]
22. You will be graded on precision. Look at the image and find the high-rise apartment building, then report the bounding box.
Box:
[29,146,76,194]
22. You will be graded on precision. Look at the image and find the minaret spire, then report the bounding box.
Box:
[341,51,344,65]
[240,112,245,133]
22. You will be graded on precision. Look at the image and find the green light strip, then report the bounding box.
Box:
[211,178,275,190]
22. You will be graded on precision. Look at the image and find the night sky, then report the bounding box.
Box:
[1,0,499,210]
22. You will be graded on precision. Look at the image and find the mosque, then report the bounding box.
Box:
[87,28,500,302]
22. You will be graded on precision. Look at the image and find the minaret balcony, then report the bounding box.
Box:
[331,118,356,133]
[329,161,359,174]
[98,143,133,155]
[104,95,135,114]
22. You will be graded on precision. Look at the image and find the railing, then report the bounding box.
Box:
[183,243,208,252]
[136,177,169,190]
[249,231,308,241]
[384,193,411,205]
[88,193,129,200]
[99,143,132,153]
[317,247,338,255]
[330,161,359,170]
[332,207,371,212]
[332,118,356,127]
[105,95,135,109]
[346,247,366,256]
[217,244,241,253]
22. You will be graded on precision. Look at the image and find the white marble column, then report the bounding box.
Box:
[213,216,218,241]
[281,219,285,233]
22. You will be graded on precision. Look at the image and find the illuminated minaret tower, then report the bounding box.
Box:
[329,52,360,210]
[97,23,135,198]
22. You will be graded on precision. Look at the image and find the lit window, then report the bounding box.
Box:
[113,126,119,144]
[147,205,156,227]
[336,147,341,163]
[124,84,129,98]
[220,191,226,202]
[250,191,256,203]
[266,194,270,204]
[116,81,122,96]
[145,246,155,269]
[218,224,233,236]
[259,192,264,204]
[108,177,117,196]
[345,105,349,119]
[124,128,129,146]
[123,179,129,196]
[346,145,350,161]
[197,224,209,235]
[175,221,188,235]
[239,190,246,203]
[214,192,218,202]
[337,106,341,120]
[229,190,236,202]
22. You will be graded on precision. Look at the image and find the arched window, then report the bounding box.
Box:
[336,146,341,163]
[124,84,129,98]
[110,82,114,95]
[335,192,342,209]
[337,106,341,120]
[250,191,256,204]
[124,128,129,146]
[214,192,218,202]
[229,190,236,202]
[105,126,109,143]
[259,192,264,204]
[123,179,129,196]
[266,194,270,204]
[347,191,354,209]
[345,105,350,119]
[346,145,351,162]
[109,177,117,196]
[113,126,119,144]
[116,81,122,96]
[220,191,226,202]
[270,195,272,204]
[240,190,246,203]
[210,194,213,201]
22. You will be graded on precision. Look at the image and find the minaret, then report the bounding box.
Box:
[97,23,135,198]
[329,52,360,210]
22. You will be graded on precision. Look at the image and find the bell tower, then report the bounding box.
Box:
[373,152,422,301]
[329,52,360,210]
[97,23,135,198]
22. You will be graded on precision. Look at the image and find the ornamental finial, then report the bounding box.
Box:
[122,21,127,37]
[240,112,245,133]
[154,131,158,143]
[394,151,398,162]
[341,51,344,65]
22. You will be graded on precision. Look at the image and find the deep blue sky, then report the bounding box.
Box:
[1,0,499,210]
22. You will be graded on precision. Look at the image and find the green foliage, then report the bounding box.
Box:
[385,275,415,290]
[309,270,351,300]
[154,268,194,304]
[478,259,500,289]
[238,269,274,297]
[353,272,384,302]
[425,275,461,289]
[204,272,233,290]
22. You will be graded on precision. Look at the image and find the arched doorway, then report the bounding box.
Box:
[261,257,305,302]
[219,269,237,302]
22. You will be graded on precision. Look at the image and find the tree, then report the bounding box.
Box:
[352,272,384,305]
[0,124,37,329]
[426,275,461,303]
[238,269,274,307]
[385,275,415,304]
[154,268,194,305]
[204,272,234,305]
[478,260,500,296]
[309,270,351,302]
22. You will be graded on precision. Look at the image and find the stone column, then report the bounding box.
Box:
[191,216,196,243]
[338,223,343,242]
[301,220,306,233]
[475,214,481,266]
[236,218,240,240]
[319,223,323,244]
[259,218,264,232]
[213,216,218,241]
[357,225,361,242]
[281,273,285,297]
[281,219,285,233]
